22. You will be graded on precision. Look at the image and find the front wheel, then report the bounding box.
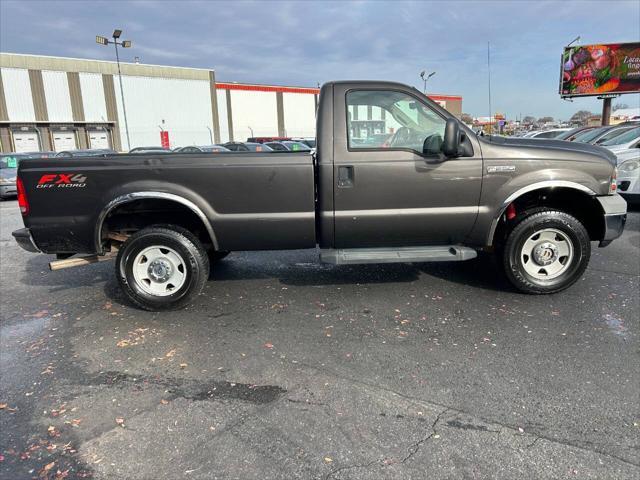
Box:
[502,210,590,294]
[116,226,209,310]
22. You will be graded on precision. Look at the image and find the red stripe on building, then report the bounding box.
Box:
[427,94,463,102]
[216,82,320,94]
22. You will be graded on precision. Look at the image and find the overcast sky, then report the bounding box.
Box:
[1,0,639,120]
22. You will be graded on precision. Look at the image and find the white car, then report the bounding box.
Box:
[600,126,640,154]
[525,128,572,139]
[616,149,640,204]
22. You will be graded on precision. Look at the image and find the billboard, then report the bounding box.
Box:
[559,42,640,97]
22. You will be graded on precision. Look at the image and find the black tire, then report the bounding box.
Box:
[502,209,590,294]
[208,250,230,262]
[116,226,209,311]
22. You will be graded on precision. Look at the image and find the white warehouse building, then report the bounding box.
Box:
[0,53,319,153]
[0,52,462,153]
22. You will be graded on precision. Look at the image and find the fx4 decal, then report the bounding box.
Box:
[36,174,87,189]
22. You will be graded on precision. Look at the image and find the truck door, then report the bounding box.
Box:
[332,85,483,248]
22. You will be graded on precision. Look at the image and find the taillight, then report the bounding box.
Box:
[17,178,29,216]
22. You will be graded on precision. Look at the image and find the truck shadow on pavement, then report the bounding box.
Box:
[210,251,511,293]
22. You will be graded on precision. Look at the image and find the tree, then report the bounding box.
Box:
[522,116,536,125]
[460,113,473,124]
[570,110,593,125]
[538,116,554,124]
[613,103,629,111]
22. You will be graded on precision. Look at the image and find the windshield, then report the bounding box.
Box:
[572,128,608,143]
[600,127,640,146]
[0,154,23,169]
[283,141,311,151]
[594,127,633,144]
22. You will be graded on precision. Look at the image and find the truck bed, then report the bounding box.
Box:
[19,151,316,254]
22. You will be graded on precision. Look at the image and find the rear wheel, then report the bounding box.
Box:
[116,226,209,310]
[502,209,590,294]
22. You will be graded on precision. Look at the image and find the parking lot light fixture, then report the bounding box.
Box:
[96,29,132,151]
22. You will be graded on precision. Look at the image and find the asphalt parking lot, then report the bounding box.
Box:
[1,199,638,480]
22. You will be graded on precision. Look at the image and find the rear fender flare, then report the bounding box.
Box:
[95,191,219,253]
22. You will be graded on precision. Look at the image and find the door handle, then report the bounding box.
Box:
[338,166,354,188]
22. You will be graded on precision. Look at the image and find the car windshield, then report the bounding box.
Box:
[282,141,311,151]
[600,127,640,146]
[0,154,23,169]
[245,143,273,152]
[556,128,589,140]
[594,127,633,144]
[572,128,608,143]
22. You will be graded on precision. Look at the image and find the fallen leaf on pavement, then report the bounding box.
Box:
[263,343,273,349]
[115,417,125,426]
[165,349,176,358]
[324,457,333,463]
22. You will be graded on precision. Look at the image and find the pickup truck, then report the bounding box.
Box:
[13,81,627,310]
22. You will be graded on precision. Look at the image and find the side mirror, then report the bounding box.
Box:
[442,118,460,157]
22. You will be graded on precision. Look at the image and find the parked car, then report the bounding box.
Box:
[615,149,640,205]
[0,152,55,199]
[12,80,626,310]
[525,128,572,139]
[223,142,273,152]
[175,145,230,153]
[129,146,172,154]
[292,138,317,149]
[264,141,312,152]
[56,149,117,158]
[599,127,640,154]
[571,125,627,144]
[555,126,597,141]
[592,126,635,145]
[247,137,291,144]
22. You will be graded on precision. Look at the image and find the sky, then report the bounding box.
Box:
[1,0,639,120]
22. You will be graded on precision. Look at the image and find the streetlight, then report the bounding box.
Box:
[419,70,436,94]
[97,29,132,151]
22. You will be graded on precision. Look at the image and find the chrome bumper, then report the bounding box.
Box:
[12,228,40,253]
[597,194,627,247]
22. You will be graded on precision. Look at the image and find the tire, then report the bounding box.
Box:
[116,226,209,311]
[502,209,590,294]
[208,250,230,262]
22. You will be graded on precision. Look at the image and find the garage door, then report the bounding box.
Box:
[89,131,110,150]
[52,131,77,152]
[12,132,40,153]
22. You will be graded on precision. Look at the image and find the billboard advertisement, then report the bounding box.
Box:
[559,42,640,97]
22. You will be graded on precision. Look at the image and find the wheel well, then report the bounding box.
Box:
[492,187,604,246]
[101,199,215,250]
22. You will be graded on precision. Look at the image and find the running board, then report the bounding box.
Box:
[320,246,477,265]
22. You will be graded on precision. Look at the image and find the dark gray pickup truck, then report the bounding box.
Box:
[13,81,627,310]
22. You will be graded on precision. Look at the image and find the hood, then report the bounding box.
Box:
[483,135,617,166]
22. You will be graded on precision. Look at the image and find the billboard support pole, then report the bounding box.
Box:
[601,98,612,126]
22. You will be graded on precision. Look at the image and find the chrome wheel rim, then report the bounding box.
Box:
[520,228,573,280]
[132,246,186,296]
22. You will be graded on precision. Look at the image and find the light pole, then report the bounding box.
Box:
[97,29,132,151]
[419,70,436,94]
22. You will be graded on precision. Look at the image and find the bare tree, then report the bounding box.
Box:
[570,110,593,126]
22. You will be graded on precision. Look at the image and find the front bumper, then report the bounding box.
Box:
[596,194,627,247]
[0,184,17,198]
[12,228,40,253]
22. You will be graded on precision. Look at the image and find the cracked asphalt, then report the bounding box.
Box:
[1,199,639,479]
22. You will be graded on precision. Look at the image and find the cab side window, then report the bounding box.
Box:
[346,90,446,156]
